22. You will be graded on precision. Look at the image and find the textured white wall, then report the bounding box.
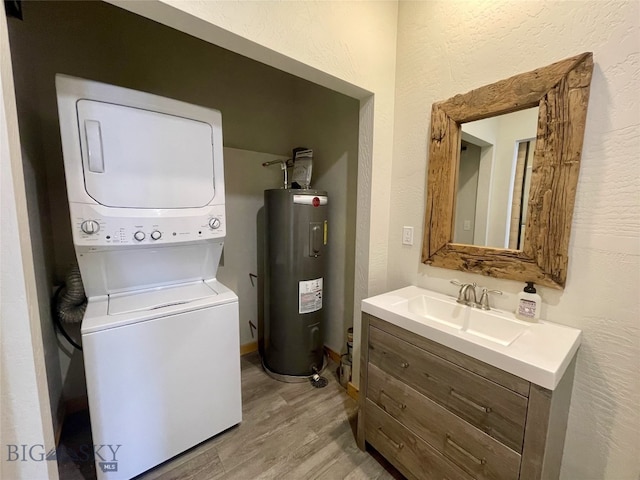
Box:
[389,1,640,478]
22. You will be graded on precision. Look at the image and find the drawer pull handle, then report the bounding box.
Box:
[377,427,404,449]
[445,434,486,466]
[400,361,410,368]
[450,388,492,414]
[380,389,407,410]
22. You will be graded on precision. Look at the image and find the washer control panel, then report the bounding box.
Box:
[70,204,226,247]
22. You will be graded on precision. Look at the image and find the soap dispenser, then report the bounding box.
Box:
[516,282,541,322]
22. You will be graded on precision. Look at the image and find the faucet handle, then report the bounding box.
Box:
[479,288,503,310]
[450,280,477,287]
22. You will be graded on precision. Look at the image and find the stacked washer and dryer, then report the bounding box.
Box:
[56,75,241,479]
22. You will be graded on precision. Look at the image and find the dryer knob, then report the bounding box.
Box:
[151,230,162,240]
[209,218,221,230]
[134,231,146,241]
[81,220,100,235]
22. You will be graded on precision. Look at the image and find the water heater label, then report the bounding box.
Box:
[299,278,323,314]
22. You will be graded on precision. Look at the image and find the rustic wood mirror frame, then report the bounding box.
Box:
[422,53,593,289]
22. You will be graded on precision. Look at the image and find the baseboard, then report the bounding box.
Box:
[240,341,258,356]
[324,345,341,364]
[347,382,359,401]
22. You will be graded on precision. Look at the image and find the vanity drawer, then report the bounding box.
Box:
[368,326,528,452]
[368,314,530,397]
[365,399,473,480]
[367,363,521,480]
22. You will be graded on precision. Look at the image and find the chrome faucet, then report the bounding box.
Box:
[462,283,478,307]
[451,281,502,310]
[450,280,478,307]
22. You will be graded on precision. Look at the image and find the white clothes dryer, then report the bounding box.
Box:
[55,75,241,479]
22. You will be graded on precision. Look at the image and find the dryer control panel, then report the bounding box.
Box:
[70,203,226,247]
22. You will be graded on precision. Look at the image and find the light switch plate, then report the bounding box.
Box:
[402,226,414,245]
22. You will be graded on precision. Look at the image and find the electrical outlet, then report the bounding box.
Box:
[402,226,414,245]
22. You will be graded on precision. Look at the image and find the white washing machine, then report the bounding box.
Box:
[56,75,241,479]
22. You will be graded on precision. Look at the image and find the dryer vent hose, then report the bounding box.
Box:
[57,265,87,324]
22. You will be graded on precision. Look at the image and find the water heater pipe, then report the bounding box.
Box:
[262,158,291,189]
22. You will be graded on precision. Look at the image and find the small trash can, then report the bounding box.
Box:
[339,355,352,387]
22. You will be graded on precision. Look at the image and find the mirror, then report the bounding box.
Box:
[422,53,594,289]
[454,107,538,249]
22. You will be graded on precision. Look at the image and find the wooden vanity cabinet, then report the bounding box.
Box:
[357,313,577,480]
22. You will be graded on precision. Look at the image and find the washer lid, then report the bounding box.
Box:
[77,99,215,209]
[108,281,218,315]
[81,280,238,334]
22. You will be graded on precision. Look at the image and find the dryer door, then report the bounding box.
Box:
[76,100,215,208]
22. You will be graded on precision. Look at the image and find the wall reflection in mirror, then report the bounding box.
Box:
[453,107,538,250]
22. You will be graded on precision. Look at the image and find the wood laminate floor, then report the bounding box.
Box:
[58,352,402,480]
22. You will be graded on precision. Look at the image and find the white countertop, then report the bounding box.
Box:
[362,286,581,390]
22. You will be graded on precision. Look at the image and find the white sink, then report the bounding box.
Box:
[465,308,530,346]
[406,293,530,346]
[362,285,582,390]
[407,294,466,329]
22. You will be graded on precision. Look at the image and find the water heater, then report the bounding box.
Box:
[263,189,328,379]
